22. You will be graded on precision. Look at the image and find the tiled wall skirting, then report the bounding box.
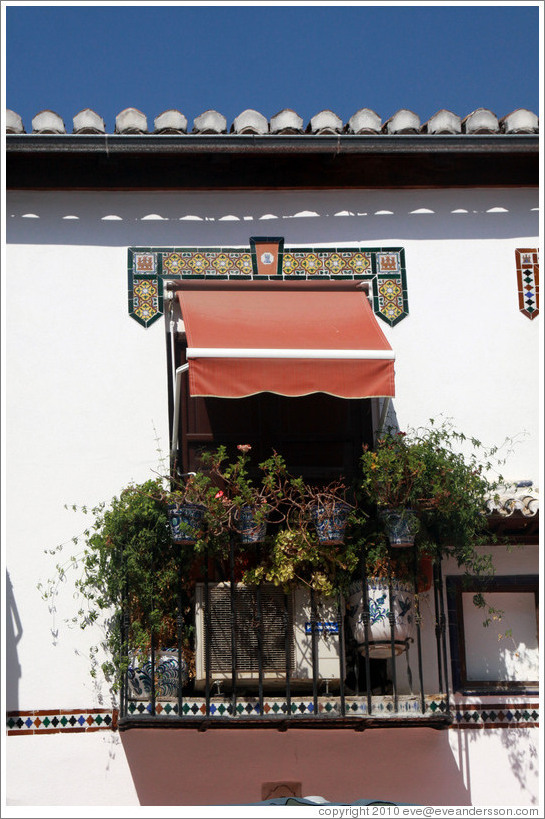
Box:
[6,703,538,735]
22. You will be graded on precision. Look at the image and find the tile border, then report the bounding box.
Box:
[6,699,538,734]
[127,242,409,328]
[6,708,118,736]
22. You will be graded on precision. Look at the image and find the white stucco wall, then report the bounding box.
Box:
[5,187,540,807]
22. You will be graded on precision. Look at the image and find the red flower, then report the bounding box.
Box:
[237,444,252,454]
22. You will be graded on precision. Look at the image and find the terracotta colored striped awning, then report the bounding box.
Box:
[176,287,395,399]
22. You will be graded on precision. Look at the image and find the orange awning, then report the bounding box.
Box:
[176,286,395,399]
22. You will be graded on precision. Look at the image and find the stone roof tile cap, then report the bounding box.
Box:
[6,109,25,134]
[32,109,66,134]
[154,109,188,134]
[499,108,539,134]
[270,109,304,134]
[73,108,106,134]
[193,110,227,133]
[115,107,148,134]
[307,110,343,134]
[462,108,499,134]
[346,108,382,134]
[383,109,421,134]
[231,109,269,134]
[421,109,462,134]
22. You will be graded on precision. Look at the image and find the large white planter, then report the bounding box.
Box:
[347,578,415,658]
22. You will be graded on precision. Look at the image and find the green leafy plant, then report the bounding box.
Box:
[358,418,508,581]
[243,527,360,597]
[201,444,290,534]
[242,473,358,596]
[38,477,211,690]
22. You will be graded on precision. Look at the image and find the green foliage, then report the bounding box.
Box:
[200,444,291,530]
[243,527,359,597]
[39,479,197,691]
[358,418,508,582]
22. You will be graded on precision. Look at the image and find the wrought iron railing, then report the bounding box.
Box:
[118,539,452,729]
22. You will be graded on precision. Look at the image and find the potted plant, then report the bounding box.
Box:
[203,444,288,544]
[360,432,423,547]
[166,469,227,545]
[349,418,508,654]
[287,475,356,546]
[38,478,198,699]
[346,532,419,658]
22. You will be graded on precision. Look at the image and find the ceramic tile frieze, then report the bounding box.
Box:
[8,699,538,732]
[126,694,444,718]
[515,249,539,319]
[6,708,117,736]
[127,242,408,327]
[453,701,539,729]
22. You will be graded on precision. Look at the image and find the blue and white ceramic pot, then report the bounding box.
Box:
[235,505,267,543]
[310,502,351,545]
[168,502,206,545]
[379,508,419,548]
[127,648,189,701]
[347,578,415,658]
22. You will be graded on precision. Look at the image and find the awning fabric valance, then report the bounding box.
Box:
[176,288,395,399]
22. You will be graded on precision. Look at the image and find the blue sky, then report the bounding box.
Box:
[4,2,541,133]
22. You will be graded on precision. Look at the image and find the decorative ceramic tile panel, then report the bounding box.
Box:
[453,702,539,729]
[6,708,117,736]
[127,241,409,328]
[515,249,539,319]
[125,694,447,719]
[8,699,537,732]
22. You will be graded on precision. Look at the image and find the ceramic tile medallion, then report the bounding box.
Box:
[515,249,539,320]
[127,240,408,327]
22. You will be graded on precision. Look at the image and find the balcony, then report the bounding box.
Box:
[118,546,452,731]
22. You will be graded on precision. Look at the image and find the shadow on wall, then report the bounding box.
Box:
[6,570,23,711]
[120,727,471,807]
[454,726,538,807]
[6,189,539,247]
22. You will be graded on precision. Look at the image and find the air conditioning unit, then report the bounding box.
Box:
[194,583,343,690]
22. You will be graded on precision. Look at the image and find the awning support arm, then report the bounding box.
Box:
[170,363,189,466]
[376,397,391,440]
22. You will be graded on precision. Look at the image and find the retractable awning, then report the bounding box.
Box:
[175,283,395,399]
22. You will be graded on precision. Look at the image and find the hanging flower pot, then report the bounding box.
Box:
[127,648,189,701]
[234,504,268,543]
[347,578,415,658]
[168,502,206,545]
[379,508,419,548]
[310,501,351,545]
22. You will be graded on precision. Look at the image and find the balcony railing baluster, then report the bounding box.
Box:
[177,551,184,720]
[337,594,346,716]
[256,544,264,716]
[437,562,451,716]
[412,549,426,715]
[432,561,444,694]
[284,592,292,718]
[387,569,399,713]
[361,557,372,716]
[310,587,319,716]
[229,536,237,714]
[204,548,211,717]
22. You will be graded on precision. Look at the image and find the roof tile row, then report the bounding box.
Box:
[6,106,539,136]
